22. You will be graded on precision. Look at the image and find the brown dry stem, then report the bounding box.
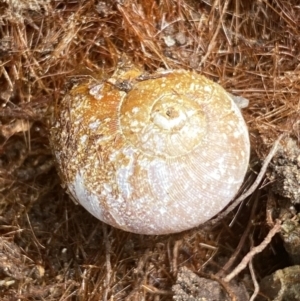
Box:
[249,239,259,301]
[224,219,282,283]
[1,0,300,299]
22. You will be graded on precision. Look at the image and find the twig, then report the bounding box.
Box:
[223,219,281,282]
[216,191,259,278]
[209,273,237,301]
[103,224,112,301]
[172,240,181,276]
[249,254,259,301]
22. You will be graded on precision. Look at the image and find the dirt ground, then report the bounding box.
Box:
[0,0,300,300]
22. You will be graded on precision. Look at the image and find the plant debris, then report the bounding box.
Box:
[1,0,300,300]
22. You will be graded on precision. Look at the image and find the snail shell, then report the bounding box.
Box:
[50,69,250,235]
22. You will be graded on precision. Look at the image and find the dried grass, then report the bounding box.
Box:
[0,0,299,300]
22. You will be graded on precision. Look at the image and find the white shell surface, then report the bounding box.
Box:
[50,69,250,235]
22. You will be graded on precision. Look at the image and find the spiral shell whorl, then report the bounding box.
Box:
[51,69,250,235]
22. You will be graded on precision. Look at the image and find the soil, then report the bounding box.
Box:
[0,0,300,300]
